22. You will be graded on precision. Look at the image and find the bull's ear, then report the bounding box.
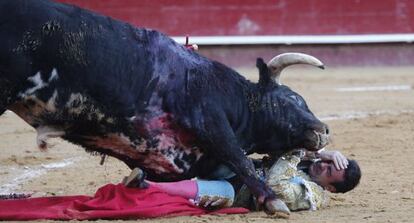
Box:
[256,58,273,86]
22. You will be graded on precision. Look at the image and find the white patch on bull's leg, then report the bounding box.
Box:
[46,90,58,112]
[36,126,65,151]
[18,72,46,98]
[88,110,106,122]
[64,93,109,122]
[178,151,193,171]
[66,93,85,105]
[65,93,86,115]
[106,117,115,124]
[48,68,59,82]
[18,68,59,98]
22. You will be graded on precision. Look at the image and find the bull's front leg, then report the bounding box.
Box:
[197,108,289,216]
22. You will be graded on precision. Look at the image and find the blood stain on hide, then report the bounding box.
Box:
[130,112,203,175]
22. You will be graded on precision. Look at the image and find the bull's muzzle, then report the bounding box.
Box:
[313,129,330,149]
[303,125,330,151]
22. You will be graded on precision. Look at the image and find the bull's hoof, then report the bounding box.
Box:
[265,199,290,218]
[122,167,148,188]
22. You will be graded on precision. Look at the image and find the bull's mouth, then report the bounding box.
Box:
[302,129,330,151]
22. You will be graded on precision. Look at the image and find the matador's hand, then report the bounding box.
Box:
[317,150,349,170]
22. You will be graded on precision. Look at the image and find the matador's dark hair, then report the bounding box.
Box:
[331,159,361,193]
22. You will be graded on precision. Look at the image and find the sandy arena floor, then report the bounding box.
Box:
[0,66,413,223]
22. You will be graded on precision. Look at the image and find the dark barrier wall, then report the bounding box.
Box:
[57,0,414,36]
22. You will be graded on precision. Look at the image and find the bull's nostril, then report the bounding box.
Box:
[325,128,329,135]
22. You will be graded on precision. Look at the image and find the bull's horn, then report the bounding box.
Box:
[267,53,325,85]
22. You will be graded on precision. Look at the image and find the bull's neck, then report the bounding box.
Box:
[242,87,284,154]
[224,81,265,153]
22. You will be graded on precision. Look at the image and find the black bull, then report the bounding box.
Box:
[0,0,330,213]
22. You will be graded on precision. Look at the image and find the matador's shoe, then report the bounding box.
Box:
[122,167,149,189]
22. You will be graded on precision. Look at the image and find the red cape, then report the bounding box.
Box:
[0,184,248,220]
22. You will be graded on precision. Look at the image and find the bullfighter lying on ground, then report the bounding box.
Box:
[123,149,361,217]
